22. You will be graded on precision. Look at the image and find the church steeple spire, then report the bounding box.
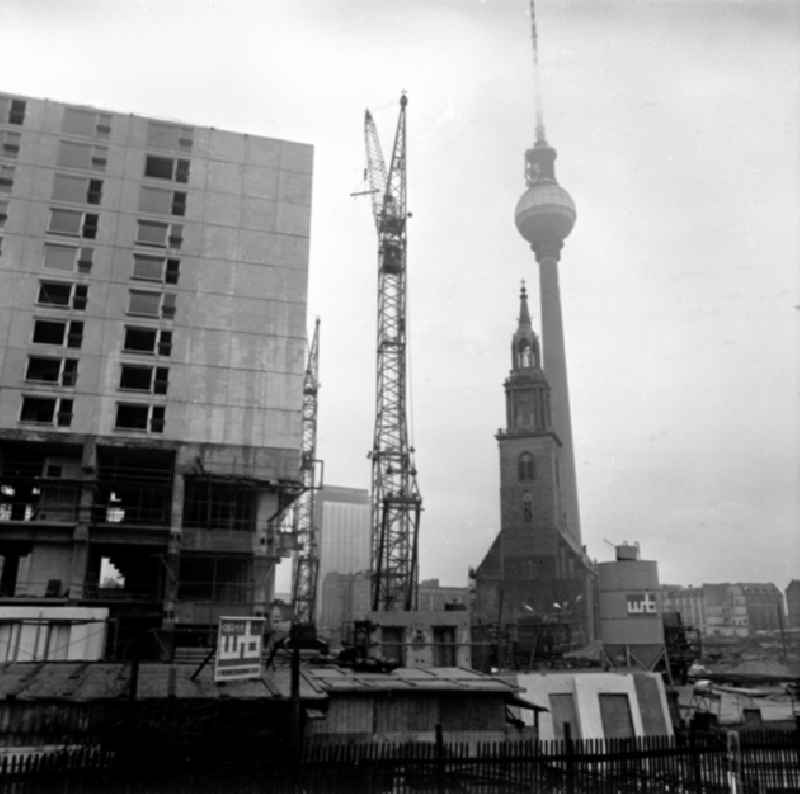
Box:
[511,281,540,372]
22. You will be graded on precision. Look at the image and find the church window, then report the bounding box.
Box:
[518,452,535,481]
[519,342,532,368]
[522,491,533,522]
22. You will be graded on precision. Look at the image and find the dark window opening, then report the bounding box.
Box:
[57,399,73,427]
[115,404,149,431]
[20,397,56,423]
[119,365,153,391]
[82,214,98,239]
[123,326,157,354]
[150,406,165,433]
[62,359,78,386]
[8,100,26,125]
[72,284,88,310]
[67,321,84,349]
[171,192,186,216]
[175,159,190,183]
[158,330,172,357]
[165,259,180,285]
[168,224,183,249]
[86,180,103,204]
[38,281,71,306]
[26,356,61,382]
[518,452,535,481]
[33,320,66,345]
[144,155,173,180]
[153,367,168,395]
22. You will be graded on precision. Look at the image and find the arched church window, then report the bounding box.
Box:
[519,342,532,368]
[518,452,535,481]
[522,491,533,522]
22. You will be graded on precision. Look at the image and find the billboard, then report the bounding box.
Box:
[214,616,265,683]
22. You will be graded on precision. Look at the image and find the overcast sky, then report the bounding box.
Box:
[3,0,797,590]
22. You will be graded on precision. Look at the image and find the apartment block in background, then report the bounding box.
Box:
[0,91,311,659]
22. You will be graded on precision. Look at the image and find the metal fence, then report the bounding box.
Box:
[0,729,797,793]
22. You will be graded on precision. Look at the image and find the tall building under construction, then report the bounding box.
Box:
[0,91,311,658]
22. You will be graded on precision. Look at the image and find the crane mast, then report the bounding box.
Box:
[363,94,421,612]
[291,317,321,625]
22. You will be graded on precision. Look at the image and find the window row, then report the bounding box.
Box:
[124,326,172,356]
[0,98,26,126]
[44,243,94,273]
[1,130,20,157]
[139,186,186,216]
[19,395,73,427]
[52,174,103,205]
[62,107,111,138]
[32,319,84,348]
[38,281,88,310]
[26,356,78,386]
[116,403,165,433]
[129,289,176,318]
[17,396,166,433]
[57,141,107,171]
[48,209,98,238]
[145,155,189,183]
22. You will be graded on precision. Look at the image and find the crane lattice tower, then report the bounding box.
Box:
[363,94,421,612]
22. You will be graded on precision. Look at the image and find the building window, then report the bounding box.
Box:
[154,367,169,394]
[0,200,7,227]
[136,220,168,247]
[67,320,84,348]
[26,356,61,382]
[171,192,186,216]
[133,253,165,282]
[20,396,56,423]
[114,403,164,433]
[123,326,157,354]
[8,100,26,125]
[144,155,191,182]
[38,281,72,307]
[77,248,93,272]
[1,130,21,157]
[33,319,66,344]
[57,399,74,427]
[44,243,78,271]
[62,107,111,138]
[52,173,103,205]
[0,165,14,193]
[128,290,162,317]
[162,293,176,318]
[147,121,193,151]
[48,209,99,238]
[158,330,172,356]
[119,364,153,391]
[175,159,190,183]
[62,359,78,386]
[139,186,172,214]
[56,141,108,171]
[518,452,535,481]
[0,624,21,662]
[598,693,635,739]
[115,403,148,430]
[165,259,180,284]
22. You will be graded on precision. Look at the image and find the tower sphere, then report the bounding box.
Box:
[514,179,576,252]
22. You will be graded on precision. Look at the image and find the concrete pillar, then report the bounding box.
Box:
[537,255,581,545]
[161,472,184,658]
[69,439,96,600]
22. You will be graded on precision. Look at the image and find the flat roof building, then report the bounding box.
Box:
[0,91,312,658]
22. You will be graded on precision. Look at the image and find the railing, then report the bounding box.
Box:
[0,729,796,793]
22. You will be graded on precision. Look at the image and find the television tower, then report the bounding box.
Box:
[514,0,581,546]
[363,95,422,612]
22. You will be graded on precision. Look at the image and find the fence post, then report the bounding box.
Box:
[435,723,445,794]
[726,730,741,794]
[564,722,575,794]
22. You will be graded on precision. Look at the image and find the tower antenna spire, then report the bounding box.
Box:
[530,0,547,144]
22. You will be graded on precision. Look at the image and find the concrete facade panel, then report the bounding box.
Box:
[202,191,242,228]
[242,166,279,200]
[280,142,313,174]
[206,160,242,195]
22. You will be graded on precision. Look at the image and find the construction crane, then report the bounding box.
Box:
[291,317,321,626]
[363,94,422,612]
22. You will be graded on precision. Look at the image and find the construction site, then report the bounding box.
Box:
[0,0,798,788]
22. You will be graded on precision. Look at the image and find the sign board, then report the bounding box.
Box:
[214,616,265,683]
[626,592,657,616]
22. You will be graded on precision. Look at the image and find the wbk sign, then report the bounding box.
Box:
[214,616,265,683]
[626,592,657,616]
